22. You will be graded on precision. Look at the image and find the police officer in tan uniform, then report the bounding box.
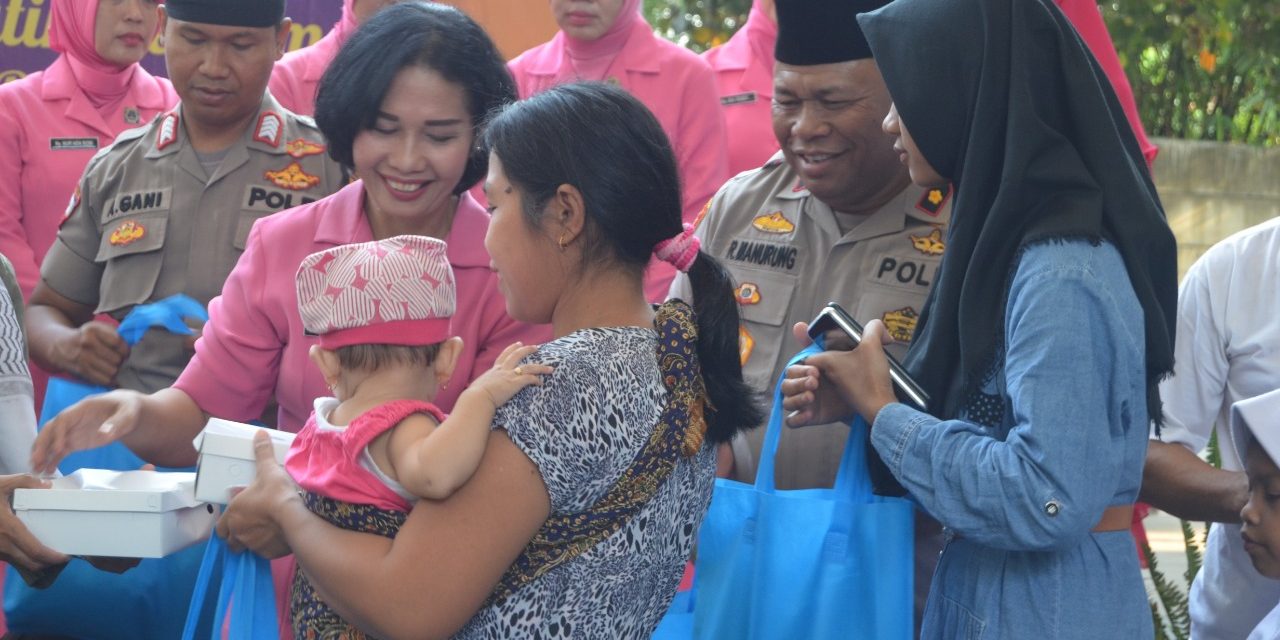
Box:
[27,0,344,395]
[669,0,948,625]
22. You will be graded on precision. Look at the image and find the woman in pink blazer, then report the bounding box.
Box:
[702,0,778,176]
[508,0,730,301]
[269,0,399,116]
[0,0,176,411]
[0,0,176,299]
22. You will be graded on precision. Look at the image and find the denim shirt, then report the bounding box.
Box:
[872,240,1153,639]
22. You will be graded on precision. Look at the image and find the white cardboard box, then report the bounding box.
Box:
[192,418,296,504]
[13,470,216,558]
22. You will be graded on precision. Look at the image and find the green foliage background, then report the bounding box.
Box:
[646,0,1280,146]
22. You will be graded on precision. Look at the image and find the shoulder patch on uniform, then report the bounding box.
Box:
[254,111,283,147]
[910,227,946,256]
[915,186,951,217]
[284,138,326,159]
[108,220,146,246]
[60,186,81,228]
[265,161,321,191]
[738,326,755,367]
[156,113,179,151]
[693,198,713,231]
[882,307,919,343]
[752,211,796,235]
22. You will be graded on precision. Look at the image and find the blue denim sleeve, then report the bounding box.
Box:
[871,247,1145,551]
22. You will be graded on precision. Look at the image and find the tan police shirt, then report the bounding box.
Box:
[670,151,951,489]
[41,92,345,394]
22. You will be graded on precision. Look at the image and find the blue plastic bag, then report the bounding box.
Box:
[182,535,277,640]
[4,294,213,639]
[691,342,915,640]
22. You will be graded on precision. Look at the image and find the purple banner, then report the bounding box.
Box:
[0,0,343,84]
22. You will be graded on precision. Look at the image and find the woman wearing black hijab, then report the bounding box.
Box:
[781,0,1177,636]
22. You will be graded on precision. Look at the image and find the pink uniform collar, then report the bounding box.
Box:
[525,19,663,79]
[314,182,494,270]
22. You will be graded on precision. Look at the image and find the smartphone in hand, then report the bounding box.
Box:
[807,302,930,411]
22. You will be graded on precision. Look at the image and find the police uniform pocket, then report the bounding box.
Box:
[94,214,167,313]
[733,268,798,390]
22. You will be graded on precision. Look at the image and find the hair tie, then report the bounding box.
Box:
[653,223,701,273]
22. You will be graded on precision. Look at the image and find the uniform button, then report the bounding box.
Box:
[1044,500,1061,517]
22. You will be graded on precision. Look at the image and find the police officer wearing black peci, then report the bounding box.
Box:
[26,0,344,396]
[669,0,950,627]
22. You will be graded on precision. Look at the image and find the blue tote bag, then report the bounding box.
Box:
[35,293,208,473]
[692,342,915,640]
[182,535,277,640]
[4,294,214,639]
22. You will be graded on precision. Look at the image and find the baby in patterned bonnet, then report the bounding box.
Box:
[282,235,552,635]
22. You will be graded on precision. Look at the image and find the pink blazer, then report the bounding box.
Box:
[703,20,778,176]
[268,29,343,117]
[173,181,550,433]
[0,56,176,297]
[508,21,730,300]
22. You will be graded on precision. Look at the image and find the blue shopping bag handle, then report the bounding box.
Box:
[182,535,276,640]
[753,337,873,500]
[116,293,209,346]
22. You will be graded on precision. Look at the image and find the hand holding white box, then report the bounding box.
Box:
[192,418,296,504]
[13,469,216,558]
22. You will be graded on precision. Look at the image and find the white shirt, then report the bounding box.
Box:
[1156,216,1280,640]
[1251,603,1280,640]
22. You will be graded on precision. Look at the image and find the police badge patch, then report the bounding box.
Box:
[882,307,919,343]
[108,221,146,246]
[909,227,946,256]
[265,162,321,190]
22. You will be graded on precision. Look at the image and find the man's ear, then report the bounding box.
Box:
[274,18,293,60]
[433,337,465,388]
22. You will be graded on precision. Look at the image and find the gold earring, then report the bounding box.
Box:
[558,234,568,251]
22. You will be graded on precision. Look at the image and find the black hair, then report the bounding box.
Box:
[314,2,516,194]
[482,82,763,444]
[337,343,441,373]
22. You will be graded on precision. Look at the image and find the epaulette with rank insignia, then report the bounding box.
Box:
[914,186,951,217]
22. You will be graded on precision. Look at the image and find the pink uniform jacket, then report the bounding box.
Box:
[173,181,549,433]
[702,3,779,176]
[268,26,347,117]
[508,19,730,301]
[0,56,176,297]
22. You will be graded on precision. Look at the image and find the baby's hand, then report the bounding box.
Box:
[473,342,553,409]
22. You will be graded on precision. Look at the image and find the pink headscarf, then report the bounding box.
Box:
[48,0,141,107]
[562,0,643,81]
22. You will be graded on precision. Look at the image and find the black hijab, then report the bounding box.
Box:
[856,0,1177,427]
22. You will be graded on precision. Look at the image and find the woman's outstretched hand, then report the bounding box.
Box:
[781,320,898,427]
[30,390,145,475]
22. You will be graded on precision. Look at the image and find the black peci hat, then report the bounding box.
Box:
[165,0,286,29]
[775,0,892,65]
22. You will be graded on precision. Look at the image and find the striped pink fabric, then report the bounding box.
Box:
[296,236,456,348]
